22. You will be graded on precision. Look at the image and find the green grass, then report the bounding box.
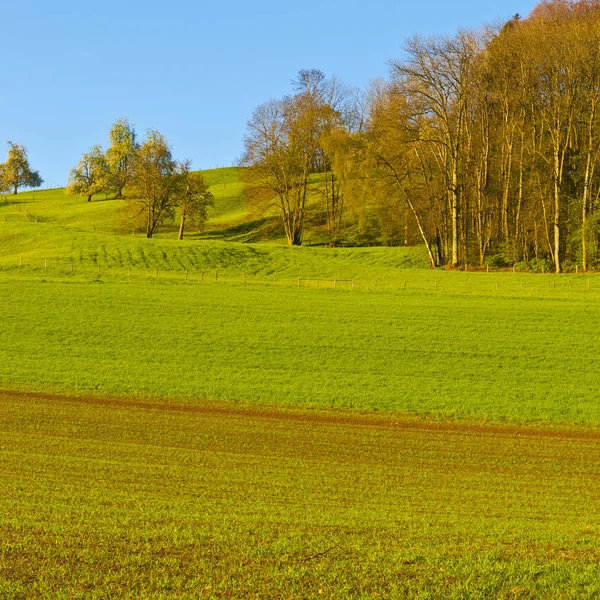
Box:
[1,277,600,424]
[1,175,600,424]
[3,171,600,597]
[2,391,600,598]
[0,166,249,237]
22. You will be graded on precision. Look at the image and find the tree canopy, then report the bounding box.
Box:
[0,142,43,195]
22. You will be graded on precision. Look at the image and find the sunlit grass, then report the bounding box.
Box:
[1,392,599,598]
[2,171,600,598]
[1,277,600,424]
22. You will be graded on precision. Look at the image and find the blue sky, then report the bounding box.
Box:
[1,0,539,187]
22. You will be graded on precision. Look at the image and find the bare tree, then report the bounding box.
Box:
[391,31,479,266]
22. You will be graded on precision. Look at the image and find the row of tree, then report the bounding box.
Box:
[67,119,214,238]
[242,0,600,272]
[0,142,43,195]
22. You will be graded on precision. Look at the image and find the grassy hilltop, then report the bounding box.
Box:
[2,170,600,598]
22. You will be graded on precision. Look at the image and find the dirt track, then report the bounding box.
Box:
[2,387,599,441]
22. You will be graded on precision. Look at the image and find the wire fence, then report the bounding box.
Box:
[2,258,600,299]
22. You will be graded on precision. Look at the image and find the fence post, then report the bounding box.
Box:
[352,280,355,289]
[128,266,131,277]
[334,279,336,288]
[44,259,47,270]
[215,270,218,282]
[297,277,300,288]
[156,267,159,278]
[201,271,204,282]
[186,270,189,281]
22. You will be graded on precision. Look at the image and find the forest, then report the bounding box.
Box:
[242,0,600,272]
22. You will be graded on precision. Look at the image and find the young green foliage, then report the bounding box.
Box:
[0,141,43,195]
[176,160,214,240]
[105,117,137,198]
[66,145,110,202]
[128,130,179,238]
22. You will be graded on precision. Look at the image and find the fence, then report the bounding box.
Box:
[2,258,600,299]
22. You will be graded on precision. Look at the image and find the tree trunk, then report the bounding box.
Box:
[147,202,153,239]
[514,118,526,260]
[178,212,186,241]
[13,184,17,195]
[450,138,460,267]
[87,194,92,202]
[451,186,459,267]
[581,100,597,272]
[553,148,561,273]
[291,226,303,246]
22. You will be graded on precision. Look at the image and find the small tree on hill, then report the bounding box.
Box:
[176,160,214,240]
[1,142,43,195]
[66,145,110,202]
[105,118,137,198]
[128,130,179,238]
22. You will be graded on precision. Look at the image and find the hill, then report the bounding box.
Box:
[3,170,600,599]
[0,168,428,282]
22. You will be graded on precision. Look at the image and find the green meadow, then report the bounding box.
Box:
[2,391,600,599]
[2,172,600,597]
[2,278,600,424]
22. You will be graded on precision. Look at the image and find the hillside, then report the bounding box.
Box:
[0,168,429,283]
[3,171,600,600]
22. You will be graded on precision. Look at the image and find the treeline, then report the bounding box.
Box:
[242,0,600,271]
[67,119,213,239]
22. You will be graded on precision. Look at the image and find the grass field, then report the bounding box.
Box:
[2,174,600,597]
[1,277,600,424]
[2,390,600,599]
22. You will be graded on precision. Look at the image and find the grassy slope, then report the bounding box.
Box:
[2,391,600,599]
[2,172,600,597]
[0,172,426,278]
[1,174,600,423]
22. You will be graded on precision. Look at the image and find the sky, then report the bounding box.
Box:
[0,0,539,188]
